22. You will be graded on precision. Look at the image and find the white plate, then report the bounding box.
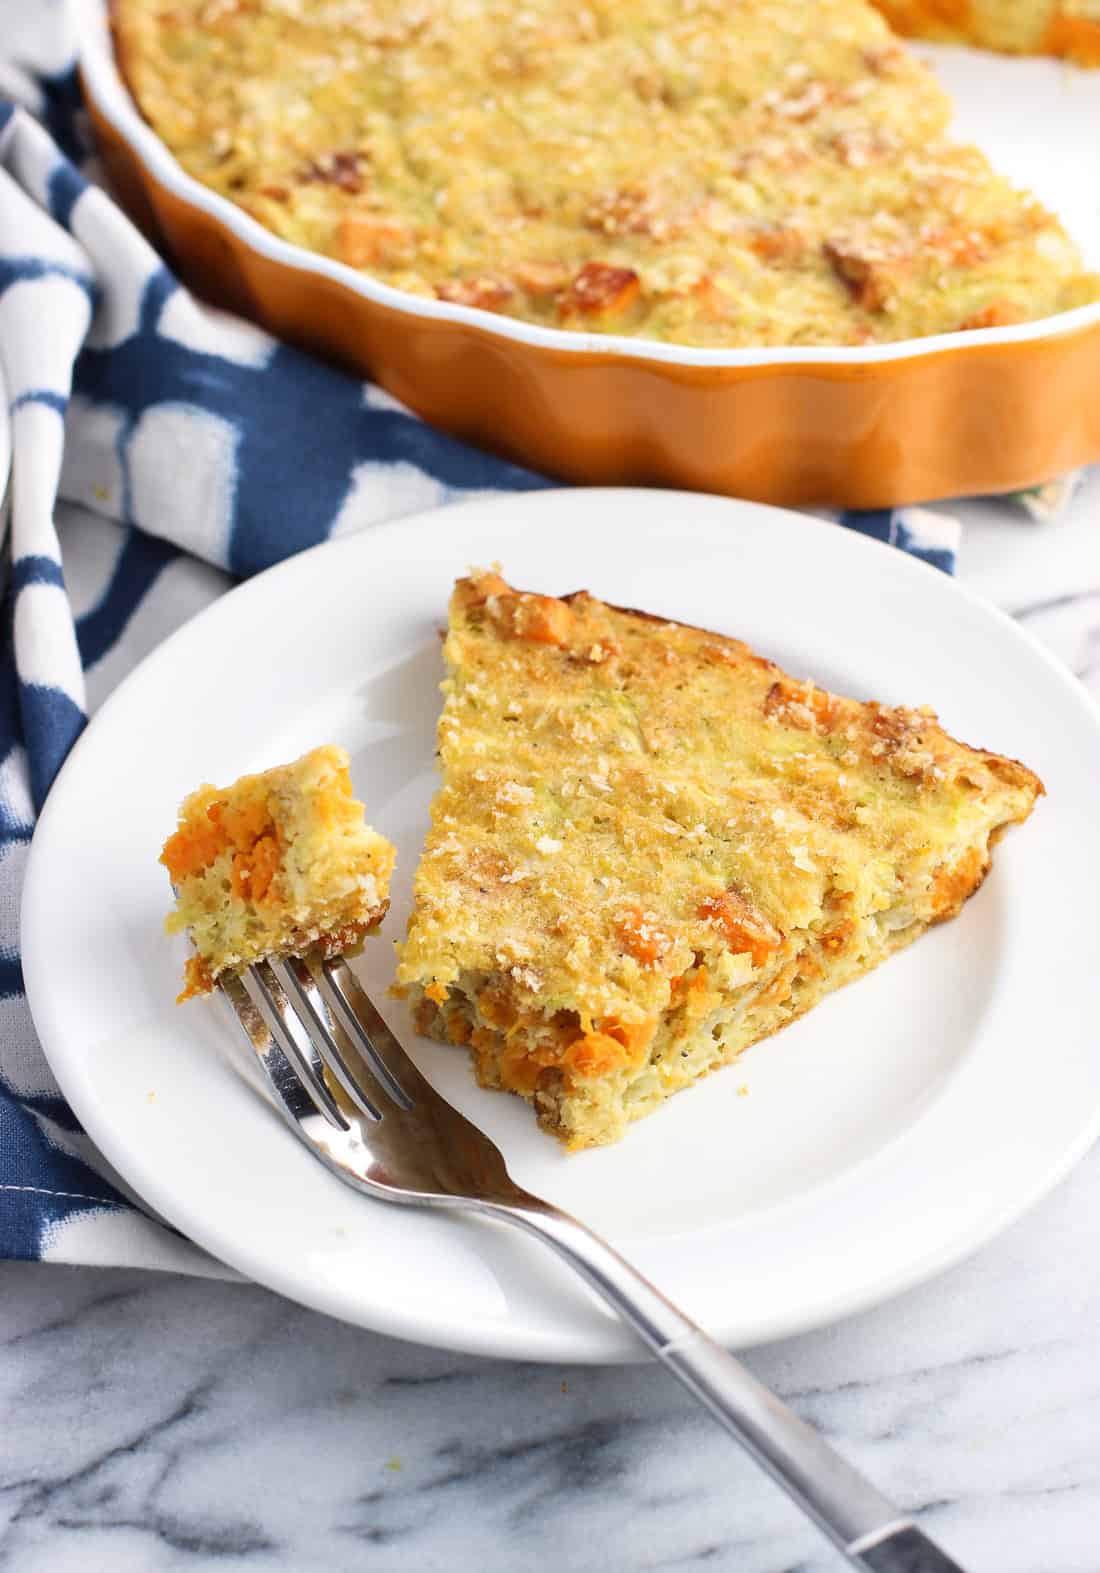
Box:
[21,491,1100,1362]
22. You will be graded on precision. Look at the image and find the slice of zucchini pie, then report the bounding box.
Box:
[162,745,395,1002]
[397,572,1042,1149]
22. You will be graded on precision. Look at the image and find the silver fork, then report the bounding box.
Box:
[222,954,967,1573]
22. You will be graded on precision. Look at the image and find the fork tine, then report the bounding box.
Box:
[315,959,417,1112]
[242,961,349,1131]
[219,970,348,1134]
[271,958,382,1123]
[218,969,269,1052]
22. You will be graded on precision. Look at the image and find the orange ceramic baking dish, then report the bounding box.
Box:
[79,0,1100,510]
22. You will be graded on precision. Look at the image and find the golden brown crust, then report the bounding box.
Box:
[518,579,1049,798]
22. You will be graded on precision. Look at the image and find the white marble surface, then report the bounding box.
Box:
[2,478,1098,1572]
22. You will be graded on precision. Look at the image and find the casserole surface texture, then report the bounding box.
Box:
[114,0,1099,347]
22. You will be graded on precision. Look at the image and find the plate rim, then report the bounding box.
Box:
[21,488,1100,1362]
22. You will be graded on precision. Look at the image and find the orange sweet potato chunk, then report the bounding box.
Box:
[559,262,641,318]
[699,888,783,967]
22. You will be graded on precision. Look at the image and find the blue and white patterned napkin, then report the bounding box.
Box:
[0,9,1024,1274]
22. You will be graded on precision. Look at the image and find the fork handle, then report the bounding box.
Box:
[496,1200,967,1573]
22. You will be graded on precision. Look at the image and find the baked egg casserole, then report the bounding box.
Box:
[162,744,394,1000]
[114,0,1099,347]
[396,572,1042,1149]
